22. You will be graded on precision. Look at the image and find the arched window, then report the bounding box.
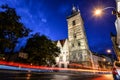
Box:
[72,20,76,26]
[78,42,81,46]
[73,33,76,38]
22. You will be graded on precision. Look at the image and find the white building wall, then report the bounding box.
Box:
[55,41,62,66]
[116,0,120,48]
[55,39,69,68]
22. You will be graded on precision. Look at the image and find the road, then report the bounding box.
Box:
[0,69,114,80]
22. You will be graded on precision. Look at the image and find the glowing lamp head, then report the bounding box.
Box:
[94,9,102,16]
[107,49,111,53]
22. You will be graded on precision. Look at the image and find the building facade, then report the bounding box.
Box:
[55,39,69,68]
[55,6,92,68]
[115,0,120,48]
[112,0,120,61]
[92,53,112,70]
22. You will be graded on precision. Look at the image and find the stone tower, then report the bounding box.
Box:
[66,6,92,67]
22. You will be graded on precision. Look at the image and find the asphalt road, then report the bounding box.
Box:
[0,69,114,80]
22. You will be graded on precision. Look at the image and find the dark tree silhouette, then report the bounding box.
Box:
[24,33,60,66]
[0,4,30,54]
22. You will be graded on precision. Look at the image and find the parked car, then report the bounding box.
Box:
[112,61,120,80]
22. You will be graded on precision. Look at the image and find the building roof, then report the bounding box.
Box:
[67,12,79,19]
[60,39,66,47]
[54,39,67,47]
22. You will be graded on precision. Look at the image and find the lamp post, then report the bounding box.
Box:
[93,0,120,60]
[93,6,119,59]
[94,7,120,17]
[106,49,114,64]
[107,49,112,54]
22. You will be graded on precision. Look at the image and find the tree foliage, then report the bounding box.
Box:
[24,33,60,66]
[0,5,30,53]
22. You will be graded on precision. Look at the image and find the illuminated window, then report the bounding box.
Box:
[72,20,76,26]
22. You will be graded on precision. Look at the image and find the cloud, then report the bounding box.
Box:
[41,18,47,23]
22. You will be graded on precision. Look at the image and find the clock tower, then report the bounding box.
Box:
[67,6,92,67]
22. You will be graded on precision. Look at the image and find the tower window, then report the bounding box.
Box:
[78,42,81,46]
[72,20,76,26]
[73,33,76,38]
[72,43,74,47]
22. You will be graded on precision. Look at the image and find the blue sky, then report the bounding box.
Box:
[0,0,116,54]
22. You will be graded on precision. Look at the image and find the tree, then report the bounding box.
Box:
[0,4,30,54]
[24,33,60,66]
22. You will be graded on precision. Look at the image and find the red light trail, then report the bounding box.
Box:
[0,60,111,74]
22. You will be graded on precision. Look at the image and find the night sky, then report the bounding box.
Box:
[0,0,117,54]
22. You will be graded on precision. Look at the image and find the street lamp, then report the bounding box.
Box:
[94,9,102,16]
[106,49,114,63]
[107,49,112,54]
[102,58,106,69]
[103,58,106,62]
[2,57,5,60]
[93,0,120,61]
[93,6,120,61]
[94,7,120,17]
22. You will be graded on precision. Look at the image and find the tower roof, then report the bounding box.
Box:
[54,39,67,47]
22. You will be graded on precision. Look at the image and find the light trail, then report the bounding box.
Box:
[0,61,111,74]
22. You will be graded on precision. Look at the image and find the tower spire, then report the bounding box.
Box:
[71,5,79,14]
